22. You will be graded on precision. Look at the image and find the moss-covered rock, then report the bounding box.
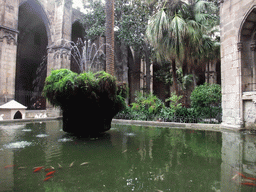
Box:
[43,69,127,134]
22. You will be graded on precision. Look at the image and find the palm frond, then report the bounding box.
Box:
[194,0,216,15]
[146,9,170,46]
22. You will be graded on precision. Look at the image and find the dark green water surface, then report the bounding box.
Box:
[0,120,255,192]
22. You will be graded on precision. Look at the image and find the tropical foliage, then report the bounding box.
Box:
[43,69,127,113]
[115,84,222,123]
[146,0,220,92]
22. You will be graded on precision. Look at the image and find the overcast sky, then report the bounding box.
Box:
[72,0,87,13]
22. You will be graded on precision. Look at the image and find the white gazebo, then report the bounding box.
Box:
[0,100,27,120]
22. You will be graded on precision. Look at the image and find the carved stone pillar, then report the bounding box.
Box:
[251,41,256,91]
[0,0,19,104]
[47,44,71,76]
[237,42,243,52]
[46,0,72,76]
[0,26,18,103]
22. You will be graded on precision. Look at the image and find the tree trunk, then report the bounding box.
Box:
[171,59,179,94]
[192,67,197,87]
[130,51,141,103]
[182,47,188,76]
[206,60,210,84]
[105,0,115,76]
[144,44,151,94]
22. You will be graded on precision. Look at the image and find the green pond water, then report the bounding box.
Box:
[0,120,255,192]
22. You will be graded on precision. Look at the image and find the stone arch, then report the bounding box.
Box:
[239,6,256,92]
[14,111,22,119]
[19,0,52,44]
[15,0,50,109]
[238,5,256,42]
[72,20,85,42]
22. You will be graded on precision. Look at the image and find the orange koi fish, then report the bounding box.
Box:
[33,166,44,169]
[246,177,256,182]
[33,166,44,173]
[4,165,15,169]
[241,182,256,187]
[236,172,256,182]
[44,176,53,181]
[44,168,53,172]
[46,170,56,176]
[237,172,247,178]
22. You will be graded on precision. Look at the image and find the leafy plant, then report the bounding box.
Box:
[190,83,221,118]
[131,92,165,116]
[165,92,183,114]
[43,69,127,113]
[81,1,106,40]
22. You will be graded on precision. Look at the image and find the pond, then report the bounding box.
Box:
[0,120,255,192]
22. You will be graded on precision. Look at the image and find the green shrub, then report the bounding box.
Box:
[115,84,222,124]
[131,92,165,116]
[165,93,183,115]
[190,83,221,118]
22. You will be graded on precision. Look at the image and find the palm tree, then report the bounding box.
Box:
[146,8,186,94]
[180,0,218,85]
[105,0,115,76]
[146,0,218,91]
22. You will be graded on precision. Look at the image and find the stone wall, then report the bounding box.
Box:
[220,0,256,128]
[0,0,19,103]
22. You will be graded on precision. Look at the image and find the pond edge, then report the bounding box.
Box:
[111,119,242,132]
[0,117,243,132]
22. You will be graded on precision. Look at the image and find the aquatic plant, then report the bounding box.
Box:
[43,69,127,134]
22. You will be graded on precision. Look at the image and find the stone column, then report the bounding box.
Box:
[0,0,19,104]
[250,41,256,91]
[47,0,72,76]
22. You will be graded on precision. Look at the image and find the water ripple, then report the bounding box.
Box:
[58,138,73,142]
[22,129,32,132]
[36,134,49,138]
[3,141,32,149]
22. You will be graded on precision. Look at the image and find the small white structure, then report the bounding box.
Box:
[0,100,27,120]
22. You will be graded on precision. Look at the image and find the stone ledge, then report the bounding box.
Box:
[0,117,62,124]
[111,119,226,132]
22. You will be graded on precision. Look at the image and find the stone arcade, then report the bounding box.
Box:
[221,0,256,128]
[0,0,85,107]
[0,0,152,111]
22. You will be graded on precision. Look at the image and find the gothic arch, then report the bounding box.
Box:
[238,5,256,43]
[19,0,52,44]
[238,6,256,92]
[15,0,49,108]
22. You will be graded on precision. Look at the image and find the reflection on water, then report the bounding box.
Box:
[0,120,254,191]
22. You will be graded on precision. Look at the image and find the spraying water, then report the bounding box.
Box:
[31,38,113,108]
